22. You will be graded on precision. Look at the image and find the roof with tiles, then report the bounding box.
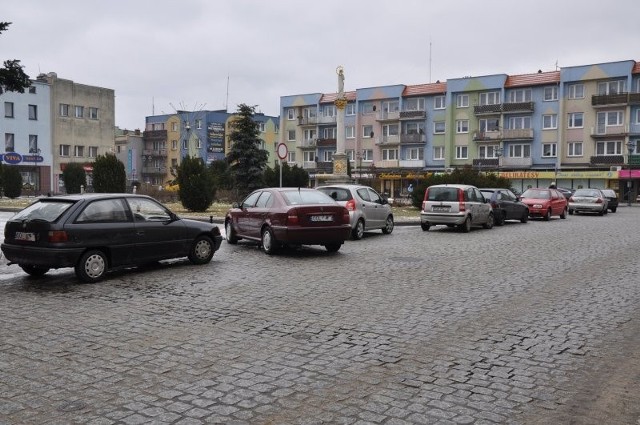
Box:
[633,61,640,74]
[320,91,356,103]
[403,82,447,96]
[505,71,560,87]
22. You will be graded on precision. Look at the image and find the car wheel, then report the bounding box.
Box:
[381,215,394,234]
[75,250,108,283]
[421,223,430,231]
[569,209,574,215]
[325,243,341,253]
[611,207,617,213]
[560,208,567,219]
[483,213,494,229]
[225,220,238,244]
[495,212,505,226]
[188,235,214,264]
[20,265,49,277]
[261,227,279,255]
[544,209,551,221]
[603,207,608,215]
[460,216,472,233]
[352,219,365,240]
[520,210,529,223]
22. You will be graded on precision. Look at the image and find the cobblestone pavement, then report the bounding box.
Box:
[1,208,640,424]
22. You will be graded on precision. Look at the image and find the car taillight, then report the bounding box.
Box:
[345,199,356,211]
[458,189,466,212]
[569,196,574,202]
[48,230,68,242]
[595,198,603,204]
[421,201,427,211]
[287,209,299,225]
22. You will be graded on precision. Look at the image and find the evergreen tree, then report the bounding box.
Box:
[264,162,310,187]
[177,156,215,212]
[62,162,87,194]
[0,163,4,198]
[2,165,22,198]
[226,104,268,199]
[0,23,31,94]
[209,159,233,190]
[92,153,126,193]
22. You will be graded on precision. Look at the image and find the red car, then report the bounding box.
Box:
[224,188,352,254]
[519,188,568,221]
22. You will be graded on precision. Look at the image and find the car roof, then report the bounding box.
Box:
[479,188,509,191]
[317,184,368,189]
[428,184,476,189]
[37,193,155,201]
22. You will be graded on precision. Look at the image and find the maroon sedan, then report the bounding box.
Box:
[224,188,352,254]
[519,188,568,221]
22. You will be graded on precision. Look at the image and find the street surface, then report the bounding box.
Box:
[1,209,640,424]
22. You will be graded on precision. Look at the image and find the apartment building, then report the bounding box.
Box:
[279,59,640,201]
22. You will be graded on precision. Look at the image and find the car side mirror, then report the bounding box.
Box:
[232,202,240,209]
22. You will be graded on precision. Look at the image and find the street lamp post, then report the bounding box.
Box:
[29,147,41,194]
[627,141,636,206]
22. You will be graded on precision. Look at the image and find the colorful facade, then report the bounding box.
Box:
[279,59,640,201]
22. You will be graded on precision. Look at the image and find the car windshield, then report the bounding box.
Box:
[427,187,459,202]
[10,200,75,222]
[521,189,550,199]
[282,190,336,205]
[573,189,600,197]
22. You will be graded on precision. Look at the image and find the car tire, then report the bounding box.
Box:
[325,243,341,253]
[495,212,505,226]
[544,209,552,221]
[75,249,108,283]
[520,210,529,223]
[225,220,238,244]
[603,207,608,215]
[20,265,49,277]
[261,227,279,255]
[610,207,617,213]
[569,209,574,215]
[188,235,214,265]
[421,223,430,231]
[560,208,567,219]
[381,215,394,234]
[352,219,365,240]
[483,213,494,229]
[460,216,472,233]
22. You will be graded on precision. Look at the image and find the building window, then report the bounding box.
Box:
[542,114,558,129]
[382,124,398,136]
[508,89,531,103]
[361,102,376,114]
[434,121,445,134]
[323,127,336,139]
[182,140,187,149]
[4,102,14,118]
[597,111,624,127]
[89,107,98,119]
[287,130,296,141]
[59,144,70,156]
[196,119,202,129]
[363,125,373,138]
[433,146,444,160]
[323,150,335,161]
[404,98,425,111]
[382,149,398,160]
[479,118,500,132]
[568,84,584,99]
[479,145,500,158]
[479,91,500,105]
[456,94,469,108]
[404,122,425,135]
[172,140,178,150]
[74,146,85,157]
[287,108,295,120]
[598,80,626,95]
[60,103,70,117]
[287,151,296,162]
[28,104,38,120]
[29,135,38,152]
[544,86,558,101]
[258,122,265,132]
[635,109,640,124]
[406,147,424,160]
[28,86,36,94]
[456,120,469,133]
[171,122,178,131]
[508,116,531,129]
[434,96,445,110]
[303,129,316,141]
[508,144,531,158]
[345,126,355,139]
[455,146,468,159]
[361,149,373,161]
[323,105,336,117]
[382,100,399,113]
[4,133,15,152]
[567,142,583,157]
[568,112,584,128]
[75,105,84,118]
[346,103,356,116]
[88,146,98,158]
[303,151,316,162]
[542,143,557,157]
[596,140,622,155]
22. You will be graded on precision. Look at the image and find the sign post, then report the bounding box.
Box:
[276,143,288,188]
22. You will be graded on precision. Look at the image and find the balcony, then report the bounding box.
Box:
[400,133,426,144]
[473,130,501,142]
[502,101,534,113]
[377,160,399,168]
[474,104,502,115]
[502,128,533,140]
[499,157,532,168]
[143,149,168,157]
[399,110,426,120]
[297,116,318,126]
[591,92,640,106]
[298,139,317,149]
[376,135,400,145]
[472,158,499,169]
[143,130,167,142]
[142,166,167,175]
[317,115,336,124]
[590,155,624,166]
[399,159,426,168]
[591,124,629,138]
[376,110,400,121]
[317,138,336,147]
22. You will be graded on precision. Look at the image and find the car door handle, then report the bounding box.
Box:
[136,231,145,236]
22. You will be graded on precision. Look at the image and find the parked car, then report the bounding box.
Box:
[316,184,394,240]
[519,188,568,220]
[479,188,529,225]
[568,188,609,216]
[420,184,494,232]
[224,188,351,254]
[1,194,223,283]
[601,189,619,213]
[556,187,575,200]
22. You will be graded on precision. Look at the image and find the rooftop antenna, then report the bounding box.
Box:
[225,74,230,112]
[429,38,432,83]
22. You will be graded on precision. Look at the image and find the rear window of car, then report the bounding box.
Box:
[282,190,336,205]
[11,200,75,223]
[317,187,352,201]
[522,189,550,199]
[601,189,616,197]
[573,189,600,197]
[426,187,459,202]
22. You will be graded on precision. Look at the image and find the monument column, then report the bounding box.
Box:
[332,66,348,178]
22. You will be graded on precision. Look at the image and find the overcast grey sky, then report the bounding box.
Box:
[3,0,639,130]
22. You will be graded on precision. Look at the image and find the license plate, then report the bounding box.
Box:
[310,215,333,222]
[432,206,450,212]
[15,232,36,242]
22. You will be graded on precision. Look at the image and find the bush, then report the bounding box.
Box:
[62,162,87,194]
[92,153,126,193]
[177,156,215,212]
[2,165,23,199]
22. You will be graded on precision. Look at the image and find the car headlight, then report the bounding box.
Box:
[533,204,543,208]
